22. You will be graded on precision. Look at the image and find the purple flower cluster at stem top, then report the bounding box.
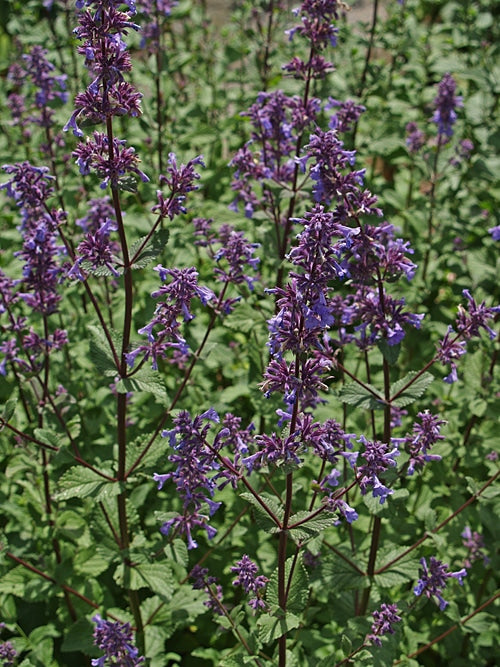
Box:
[231,554,268,610]
[393,411,446,475]
[367,603,402,646]
[414,556,467,610]
[65,0,142,138]
[127,266,214,371]
[91,614,144,667]
[461,526,490,568]
[0,162,65,316]
[431,72,462,139]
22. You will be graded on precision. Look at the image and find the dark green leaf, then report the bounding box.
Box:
[88,324,120,377]
[336,382,385,410]
[130,229,170,270]
[390,371,434,407]
[56,467,120,501]
[288,510,337,544]
[257,611,300,644]
[239,492,282,533]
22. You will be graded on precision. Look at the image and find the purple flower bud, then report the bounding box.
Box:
[231,554,268,610]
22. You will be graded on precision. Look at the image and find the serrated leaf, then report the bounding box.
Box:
[116,370,168,404]
[130,229,170,269]
[163,539,189,569]
[239,492,282,533]
[113,562,174,600]
[1,397,17,426]
[390,371,434,407]
[288,510,337,544]
[56,467,121,501]
[80,259,122,277]
[88,324,120,377]
[34,428,61,450]
[337,382,385,410]
[378,340,401,366]
[266,557,309,615]
[256,611,300,644]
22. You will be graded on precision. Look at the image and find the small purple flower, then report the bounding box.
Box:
[357,436,399,504]
[190,564,224,614]
[367,603,401,646]
[327,98,366,133]
[431,73,462,139]
[396,411,446,475]
[0,639,17,667]
[461,527,489,568]
[231,554,268,610]
[436,325,467,383]
[414,556,467,610]
[405,121,425,153]
[488,225,500,241]
[91,614,144,667]
[72,131,149,188]
[456,289,500,341]
[152,153,204,220]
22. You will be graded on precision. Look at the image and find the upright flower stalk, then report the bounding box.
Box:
[66,0,148,648]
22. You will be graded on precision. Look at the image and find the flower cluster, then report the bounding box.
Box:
[431,72,462,139]
[154,408,225,549]
[137,0,178,52]
[356,436,399,504]
[151,153,204,220]
[91,614,144,667]
[367,603,401,647]
[394,411,446,475]
[1,162,64,316]
[127,266,214,370]
[230,555,268,610]
[436,290,499,383]
[190,564,224,614]
[65,0,142,138]
[413,556,467,610]
[0,640,17,667]
[283,0,340,78]
[326,98,366,133]
[230,91,320,217]
[73,132,149,189]
[461,527,490,568]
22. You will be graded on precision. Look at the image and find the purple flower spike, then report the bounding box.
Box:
[367,603,401,646]
[91,614,145,666]
[231,554,268,611]
[414,556,467,610]
[431,73,462,139]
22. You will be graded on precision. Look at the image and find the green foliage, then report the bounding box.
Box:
[0,0,498,665]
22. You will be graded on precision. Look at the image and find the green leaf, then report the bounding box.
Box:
[80,259,121,277]
[113,562,174,600]
[288,510,337,544]
[336,382,385,410]
[1,397,17,426]
[33,428,61,450]
[56,467,121,501]
[116,369,168,404]
[130,229,170,270]
[378,340,401,366]
[239,492,282,534]
[257,611,300,644]
[390,371,434,407]
[266,557,309,615]
[61,617,96,654]
[88,324,120,377]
